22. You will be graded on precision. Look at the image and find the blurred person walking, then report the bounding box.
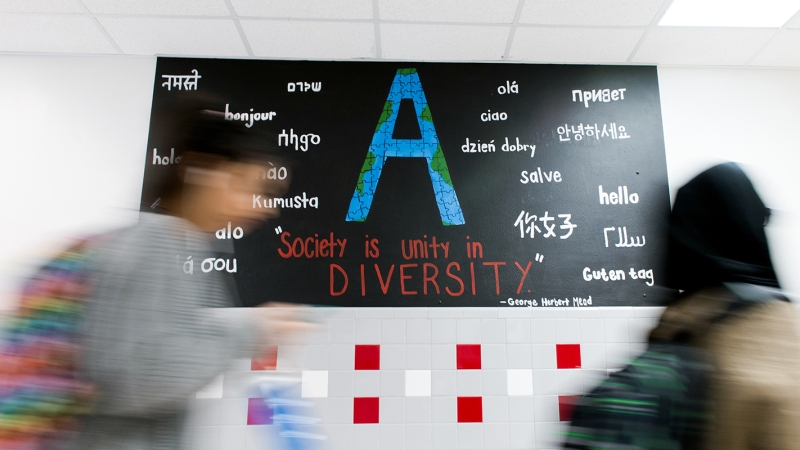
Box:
[0,103,308,450]
[565,162,800,450]
[649,162,800,450]
[72,108,307,450]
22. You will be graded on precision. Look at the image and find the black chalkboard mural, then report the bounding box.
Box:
[142,57,673,307]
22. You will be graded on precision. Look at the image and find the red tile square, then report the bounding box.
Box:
[556,344,581,369]
[559,395,581,422]
[247,398,273,425]
[251,346,278,371]
[354,345,380,370]
[456,344,481,369]
[353,397,380,424]
[457,396,483,423]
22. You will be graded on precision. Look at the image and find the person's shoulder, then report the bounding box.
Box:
[90,213,203,267]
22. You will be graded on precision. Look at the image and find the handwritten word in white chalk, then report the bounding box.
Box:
[152,148,181,165]
[253,192,319,209]
[462,138,495,153]
[583,266,653,286]
[504,297,538,306]
[161,69,201,91]
[541,297,570,307]
[257,162,288,181]
[572,296,593,307]
[504,296,593,307]
[572,88,626,108]
[278,129,320,152]
[513,211,576,239]
[603,226,645,248]
[502,137,535,156]
[288,82,321,93]
[203,258,237,273]
[497,81,518,95]
[558,123,629,142]
[461,137,537,155]
[181,256,237,274]
[225,104,276,128]
[520,168,562,184]
[599,185,639,205]
[216,222,244,240]
[481,110,507,122]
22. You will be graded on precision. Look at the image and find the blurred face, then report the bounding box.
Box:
[181,158,290,234]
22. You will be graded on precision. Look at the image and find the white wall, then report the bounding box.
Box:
[0,55,155,309]
[658,67,800,298]
[0,57,798,310]
[0,55,798,450]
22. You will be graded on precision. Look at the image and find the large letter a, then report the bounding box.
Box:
[346,68,465,226]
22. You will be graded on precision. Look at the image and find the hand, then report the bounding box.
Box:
[253,302,319,347]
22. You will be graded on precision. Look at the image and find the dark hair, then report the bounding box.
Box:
[183,109,281,163]
[666,162,779,297]
[148,94,290,207]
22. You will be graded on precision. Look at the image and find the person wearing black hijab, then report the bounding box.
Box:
[666,162,780,296]
[650,162,800,450]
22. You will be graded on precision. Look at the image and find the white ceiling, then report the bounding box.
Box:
[0,0,799,67]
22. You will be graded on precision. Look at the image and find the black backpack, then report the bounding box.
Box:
[564,284,784,450]
[564,342,711,450]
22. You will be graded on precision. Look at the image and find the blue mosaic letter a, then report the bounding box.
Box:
[346,68,465,226]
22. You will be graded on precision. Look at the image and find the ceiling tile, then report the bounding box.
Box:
[0,15,115,53]
[510,27,644,63]
[81,0,229,16]
[379,0,518,23]
[0,0,83,13]
[750,30,800,66]
[231,0,372,19]
[97,17,246,56]
[520,0,667,26]
[241,20,374,59]
[381,24,509,60]
[785,11,800,28]
[632,28,776,65]
[659,0,800,28]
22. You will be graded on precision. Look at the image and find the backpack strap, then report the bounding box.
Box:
[710,282,788,324]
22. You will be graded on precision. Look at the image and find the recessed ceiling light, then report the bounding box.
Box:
[659,0,800,27]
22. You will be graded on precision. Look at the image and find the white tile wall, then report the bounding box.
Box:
[456,370,482,396]
[301,370,328,398]
[353,371,380,396]
[506,319,532,343]
[432,423,457,448]
[407,344,432,369]
[432,396,457,422]
[407,319,432,343]
[458,423,484,448]
[381,423,406,449]
[188,306,659,449]
[353,423,380,449]
[554,319,580,343]
[382,319,407,343]
[381,397,405,423]
[482,370,508,396]
[382,370,406,396]
[531,319,555,343]
[507,369,534,396]
[406,397,432,422]
[457,319,482,343]
[406,423,432,448]
[432,370,456,396]
[507,344,532,369]
[381,344,406,369]
[406,370,432,396]
[482,344,507,369]
[482,319,506,343]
